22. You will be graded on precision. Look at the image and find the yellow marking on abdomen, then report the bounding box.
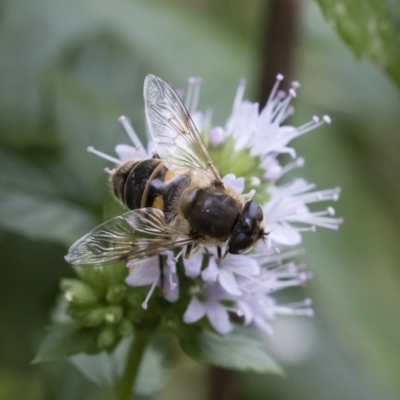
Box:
[164,168,177,183]
[152,195,165,211]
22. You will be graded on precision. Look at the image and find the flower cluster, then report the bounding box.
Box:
[87,75,342,337]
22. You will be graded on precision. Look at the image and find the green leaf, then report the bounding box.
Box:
[180,329,283,374]
[70,337,166,396]
[0,151,96,246]
[316,0,400,89]
[33,322,99,363]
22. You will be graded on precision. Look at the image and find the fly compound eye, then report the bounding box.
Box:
[246,200,264,221]
[241,219,252,234]
[227,232,253,254]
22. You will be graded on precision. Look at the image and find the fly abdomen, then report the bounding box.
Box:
[112,159,190,220]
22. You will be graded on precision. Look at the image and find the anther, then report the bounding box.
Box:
[142,277,159,310]
[87,146,121,164]
[323,115,331,124]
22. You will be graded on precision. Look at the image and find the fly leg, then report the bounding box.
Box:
[217,246,222,261]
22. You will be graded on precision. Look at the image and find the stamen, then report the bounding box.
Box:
[233,78,247,110]
[185,77,203,114]
[270,86,297,125]
[297,114,331,135]
[190,78,203,114]
[280,157,305,176]
[118,116,144,150]
[327,206,335,215]
[175,248,185,260]
[87,147,121,164]
[142,276,159,310]
[266,74,284,107]
[273,298,314,316]
[290,213,344,230]
[251,247,305,265]
[291,81,301,89]
[175,88,185,100]
[234,270,277,291]
[299,271,313,283]
[184,78,194,109]
[292,187,341,204]
[296,226,316,232]
[323,115,331,124]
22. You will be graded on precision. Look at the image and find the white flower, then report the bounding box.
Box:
[265,178,343,246]
[86,74,342,337]
[226,75,331,161]
[183,283,234,334]
[125,250,179,308]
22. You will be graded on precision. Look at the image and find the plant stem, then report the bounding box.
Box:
[115,330,151,400]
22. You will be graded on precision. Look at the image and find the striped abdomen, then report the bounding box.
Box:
[111,159,190,220]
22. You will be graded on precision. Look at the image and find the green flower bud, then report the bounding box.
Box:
[67,305,94,321]
[125,289,147,308]
[106,284,128,304]
[118,318,134,337]
[104,305,123,325]
[82,308,107,328]
[103,264,128,285]
[61,279,98,306]
[97,325,117,350]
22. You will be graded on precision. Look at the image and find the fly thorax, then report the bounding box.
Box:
[179,187,241,241]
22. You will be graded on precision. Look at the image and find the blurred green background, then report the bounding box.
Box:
[1,0,400,399]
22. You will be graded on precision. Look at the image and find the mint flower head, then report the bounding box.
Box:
[83,74,342,339]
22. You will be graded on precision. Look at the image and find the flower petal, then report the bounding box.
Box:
[201,257,219,282]
[183,296,206,323]
[206,302,233,334]
[163,276,179,303]
[269,225,302,246]
[126,259,159,286]
[115,144,138,161]
[209,126,226,147]
[218,270,242,296]
[183,251,203,278]
[223,254,260,276]
[222,173,245,194]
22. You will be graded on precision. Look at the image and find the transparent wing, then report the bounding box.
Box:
[65,208,194,266]
[144,74,223,185]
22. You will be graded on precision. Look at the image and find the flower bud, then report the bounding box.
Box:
[118,319,134,337]
[61,279,98,306]
[106,284,128,304]
[104,305,123,325]
[97,325,117,349]
[82,308,107,328]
